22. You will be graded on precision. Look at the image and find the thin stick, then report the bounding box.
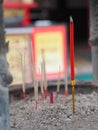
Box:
[34,81,38,110]
[50,92,54,104]
[40,63,45,104]
[41,49,48,98]
[30,39,36,87]
[56,65,61,97]
[32,62,36,87]
[65,71,69,97]
[20,52,26,101]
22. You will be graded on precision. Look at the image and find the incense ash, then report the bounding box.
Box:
[10,90,98,130]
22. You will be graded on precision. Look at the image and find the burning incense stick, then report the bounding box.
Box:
[70,16,75,113]
[56,65,61,97]
[41,49,48,98]
[65,71,69,97]
[34,81,38,110]
[20,52,26,101]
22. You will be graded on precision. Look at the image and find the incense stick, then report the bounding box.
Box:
[20,52,26,101]
[30,39,36,87]
[50,92,54,104]
[56,65,61,97]
[41,49,48,98]
[40,63,45,104]
[34,81,38,110]
[65,71,69,97]
[32,62,36,87]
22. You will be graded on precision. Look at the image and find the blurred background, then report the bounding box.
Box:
[3,0,92,86]
[3,0,88,41]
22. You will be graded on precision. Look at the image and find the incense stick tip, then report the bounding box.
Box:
[70,16,73,23]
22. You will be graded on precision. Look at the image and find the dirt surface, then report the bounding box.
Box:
[10,85,98,130]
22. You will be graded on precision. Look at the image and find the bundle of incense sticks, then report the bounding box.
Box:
[65,71,69,97]
[20,52,26,101]
[41,49,48,98]
[34,81,38,110]
[56,65,61,97]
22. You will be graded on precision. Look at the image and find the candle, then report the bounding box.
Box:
[70,16,75,81]
[70,16,75,113]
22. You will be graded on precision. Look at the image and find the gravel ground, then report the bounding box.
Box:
[10,86,98,130]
